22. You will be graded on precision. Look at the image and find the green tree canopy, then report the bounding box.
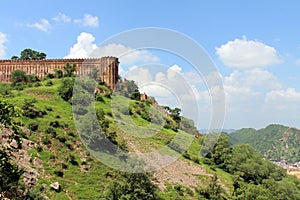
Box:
[19,48,46,60]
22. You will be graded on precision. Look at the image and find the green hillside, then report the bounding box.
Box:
[1,75,300,199]
[229,124,300,163]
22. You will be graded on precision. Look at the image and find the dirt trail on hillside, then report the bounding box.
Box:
[126,138,211,190]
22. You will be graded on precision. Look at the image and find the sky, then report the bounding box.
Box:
[1,0,300,130]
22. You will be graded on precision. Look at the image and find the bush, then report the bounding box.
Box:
[50,120,60,128]
[68,154,78,166]
[42,136,51,145]
[23,99,46,119]
[58,78,74,102]
[95,93,105,102]
[11,70,27,85]
[45,106,52,111]
[61,163,68,169]
[28,122,39,131]
[45,80,53,86]
[46,127,56,137]
[34,82,41,87]
[54,168,64,177]
[36,146,43,152]
[45,73,54,79]
[26,74,39,82]
[58,136,66,143]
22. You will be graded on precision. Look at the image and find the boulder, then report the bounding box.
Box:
[50,182,61,192]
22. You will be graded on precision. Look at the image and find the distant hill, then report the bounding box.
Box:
[199,129,236,134]
[229,124,300,163]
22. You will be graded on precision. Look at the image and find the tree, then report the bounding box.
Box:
[26,74,39,82]
[205,133,232,169]
[0,101,23,198]
[0,150,23,197]
[11,70,27,85]
[64,63,76,77]
[130,89,141,100]
[106,172,160,200]
[54,69,63,78]
[11,56,19,60]
[198,174,225,200]
[20,48,46,60]
[116,79,140,98]
[58,78,75,102]
[163,106,181,123]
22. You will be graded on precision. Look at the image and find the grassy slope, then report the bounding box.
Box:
[0,79,234,199]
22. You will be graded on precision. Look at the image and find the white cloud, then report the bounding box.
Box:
[167,64,182,80]
[126,66,152,84]
[27,19,51,32]
[52,13,71,23]
[91,43,160,65]
[265,88,300,107]
[66,32,160,65]
[74,14,99,27]
[216,36,282,68]
[65,32,97,58]
[263,88,300,126]
[0,32,7,58]
[224,68,282,91]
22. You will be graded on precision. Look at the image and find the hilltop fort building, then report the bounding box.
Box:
[0,57,119,88]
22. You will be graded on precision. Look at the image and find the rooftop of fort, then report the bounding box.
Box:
[0,57,119,63]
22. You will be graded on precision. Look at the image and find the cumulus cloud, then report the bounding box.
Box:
[224,68,282,91]
[91,43,160,65]
[263,88,300,126]
[52,13,71,23]
[216,36,282,68]
[66,32,160,65]
[265,88,300,107]
[65,32,97,58]
[74,14,99,27]
[0,32,7,58]
[126,66,152,84]
[27,19,51,32]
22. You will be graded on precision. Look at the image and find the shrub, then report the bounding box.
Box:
[54,169,64,177]
[42,136,51,145]
[36,146,43,152]
[11,70,27,85]
[61,163,68,169]
[34,82,41,87]
[45,106,52,111]
[68,154,78,166]
[67,131,76,137]
[26,74,39,82]
[45,73,54,79]
[28,122,39,131]
[58,78,74,102]
[49,120,60,128]
[95,93,105,102]
[45,127,56,137]
[45,80,53,86]
[58,136,66,143]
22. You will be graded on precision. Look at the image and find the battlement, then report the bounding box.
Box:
[0,57,119,88]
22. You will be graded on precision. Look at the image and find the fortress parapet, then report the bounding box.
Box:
[0,57,119,88]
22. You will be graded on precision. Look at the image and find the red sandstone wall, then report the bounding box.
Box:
[0,57,119,89]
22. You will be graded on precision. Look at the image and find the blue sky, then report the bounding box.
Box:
[1,0,300,129]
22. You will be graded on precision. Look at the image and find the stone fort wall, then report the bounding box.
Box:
[0,57,119,88]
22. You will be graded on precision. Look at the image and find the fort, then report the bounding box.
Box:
[0,57,119,88]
